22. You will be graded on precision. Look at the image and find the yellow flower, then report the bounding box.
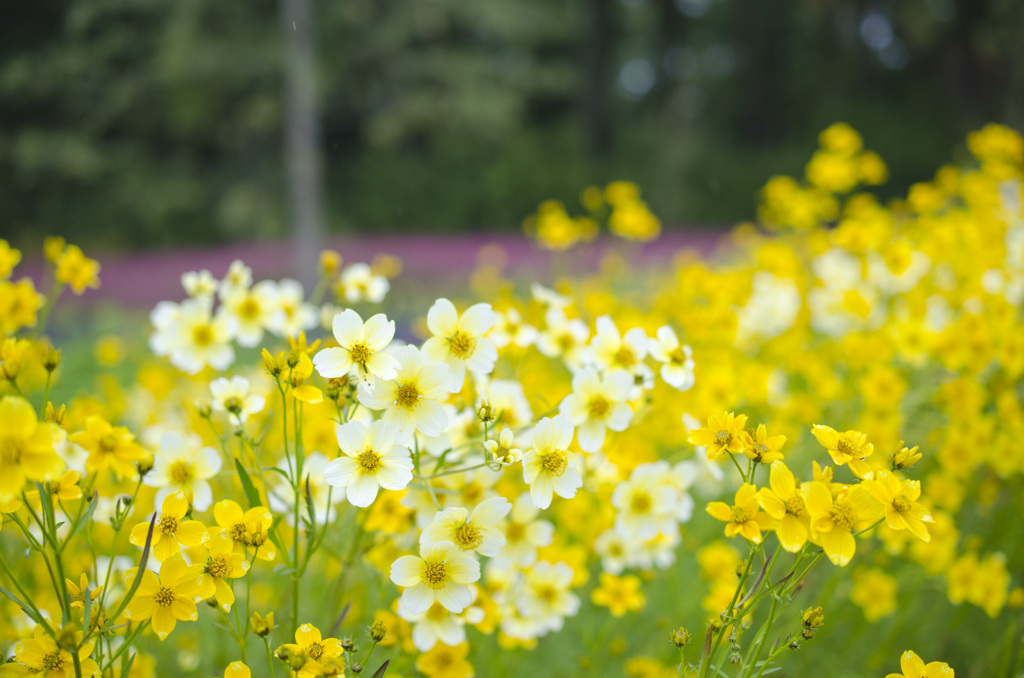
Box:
[850,567,897,622]
[804,481,880,566]
[55,244,100,295]
[706,484,773,544]
[288,353,323,404]
[0,396,62,496]
[213,500,276,562]
[123,554,206,640]
[66,572,103,609]
[416,642,474,678]
[0,278,45,334]
[741,424,786,464]
[129,491,209,562]
[12,624,99,678]
[0,240,21,279]
[197,530,251,612]
[688,412,748,461]
[221,662,251,678]
[69,416,149,479]
[863,470,932,541]
[26,470,82,510]
[43,236,66,263]
[810,425,875,478]
[885,650,954,678]
[591,573,646,617]
[756,462,809,553]
[279,623,344,678]
[890,441,922,470]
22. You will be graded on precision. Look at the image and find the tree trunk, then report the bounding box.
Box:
[281,0,324,289]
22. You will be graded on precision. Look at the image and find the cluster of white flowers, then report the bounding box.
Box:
[150,260,319,374]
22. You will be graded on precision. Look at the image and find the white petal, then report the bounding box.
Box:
[427,298,459,337]
[400,583,436,615]
[333,309,365,346]
[363,314,396,350]
[335,420,367,456]
[471,497,512,527]
[436,583,473,613]
[346,473,380,507]
[459,303,496,337]
[313,347,352,379]
[390,555,425,586]
[323,456,358,487]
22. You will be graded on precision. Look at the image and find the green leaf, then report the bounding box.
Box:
[433,449,452,473]
[0,585,46,626]
[65,490,100,543]
[370,659,390,678]
[105,514,155,630]
[235,458,262,508]
[117,653,136,678]
[304,475,318,528]
[83,582,92,635]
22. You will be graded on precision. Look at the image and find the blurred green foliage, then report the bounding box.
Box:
[3,0,1024,249]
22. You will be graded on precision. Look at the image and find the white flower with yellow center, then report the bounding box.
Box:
[161,299,236,375]
[341,262,389,303]
[359,345,451,437]
[323,420,413,507]
[483,428,523,466]
[610,462,678,539]
[589,315,653,393]
[558,367,633,452]
[218,259,252,299]
[313,309,400,390]
[390,541,481,614]
[269,279,317,338]
[222,280,279,347]
[181,270,218,300]
[421,496,512,557]
[493,493,554,567]
[399,595,485,652]
[535,308,590,370]
[210,376,265,423]
[518,561,580,632]
[522,415,582,509]
[145,432,222,511]
[594,529,631,574]
[422,298,498,392]
[647,325,695,391]
[488,307,537,350]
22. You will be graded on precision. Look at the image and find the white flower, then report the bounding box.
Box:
[399,593,484,652]
[313,309,400,390]
[535,308,590,370]
[161,299,237,375]
[518,561,580,632]
[210,376,265,423]
[493,494,553,567]
[218,259,252,299]
[558,367,633,452]
[484,428,523,466]
[181,270,218,300]
[323,420,413,507]
[488,307,537,350]
[341,263,389,304]
[269,279,318,338]
[610,462,679,539]
[522,415,582,509]
[477,378,533,432]
[390,542,481,614]
[422,298,498,392]
[145,432,222,511]
[421,496,512,557]
[359,345,451,437]
[647,326,695,391]
[530,283,570,309]
[594,529,631,574]
[589,315,653,391]
[222,280,279,347]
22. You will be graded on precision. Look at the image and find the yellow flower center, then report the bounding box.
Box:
[537,584,559,603]
[892,495,913,513]
[506,522,525,542]
[154,586,176,607]
[829,500,855,530]
[99,433,119,452]
[307,642,324,660]
[426,602,449,621]
[587,395,611,419]
[751,443,769,460]
[453,523,483,550]
[230,522,249,543]
[449,331,476,359]
[1,438,22,465]
[714,430,731,445]
[669,347,689,364]
[396,382,420,408]
[206,555,232,579]
[159,515,179,535]
[423,562,448,589]
[614,346,637,367]
[239,298,261,320]
[630,492,653,514]
[730,506,749,523]
[349,342,371,367]
[43,650,65,672]
[541,450,568,476]
[168,460,195,485]
[224,396,243,413]
[785,495,805,515]
[557,333,575,351]
[192,324,214,347]
[836,435,857,456]
[357,449,382,473]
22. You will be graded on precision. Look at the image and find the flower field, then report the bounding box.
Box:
[3,122,1024,678]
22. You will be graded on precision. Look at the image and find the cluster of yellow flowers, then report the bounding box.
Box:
[4,120,1024,677]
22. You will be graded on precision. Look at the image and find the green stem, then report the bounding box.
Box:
[264,636,278,678]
